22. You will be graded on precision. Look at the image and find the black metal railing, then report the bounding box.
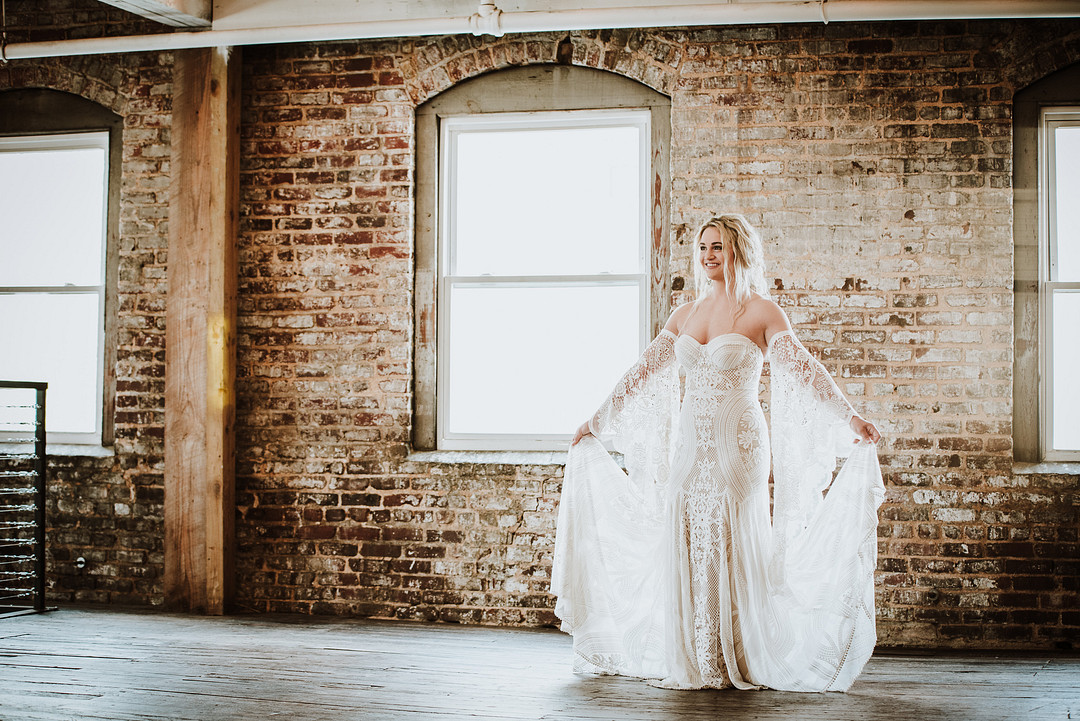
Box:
[0,380,47,616]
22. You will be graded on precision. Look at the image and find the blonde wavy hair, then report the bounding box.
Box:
[693,213,769,306]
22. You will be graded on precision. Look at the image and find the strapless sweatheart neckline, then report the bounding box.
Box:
[677,331,759,347]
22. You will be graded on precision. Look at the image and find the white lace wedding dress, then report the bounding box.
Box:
[551,329,884,692]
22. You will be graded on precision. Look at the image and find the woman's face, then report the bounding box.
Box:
[698,226,733,283]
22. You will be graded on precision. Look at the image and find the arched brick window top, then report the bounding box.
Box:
[403,32,681,106]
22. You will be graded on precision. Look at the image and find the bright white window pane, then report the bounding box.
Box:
[1055,126,1080,282]
[445,284,641,436]
[0,293,100,434]
[453,126,641,276]
[1051,290,1080,451]
[0,144,107,287]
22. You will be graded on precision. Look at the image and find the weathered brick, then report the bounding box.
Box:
[11,5,1080,650]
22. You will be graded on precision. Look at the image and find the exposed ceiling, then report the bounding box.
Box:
[5,0,1079,59]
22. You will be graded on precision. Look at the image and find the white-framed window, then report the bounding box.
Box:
[1040,107,1080,461]
[0,131,109,445]
[436,110,651,450]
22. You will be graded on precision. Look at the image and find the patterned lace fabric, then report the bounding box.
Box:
[768,330,855,424]
[587,331,677,436]
[552,330,884,693]
[768,330,860,587]
[588,329,681,517]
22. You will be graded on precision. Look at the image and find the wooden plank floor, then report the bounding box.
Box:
[0,608,1076,721]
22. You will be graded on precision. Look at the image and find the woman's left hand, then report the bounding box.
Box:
[850,416,880,444]
[571,421,593,446]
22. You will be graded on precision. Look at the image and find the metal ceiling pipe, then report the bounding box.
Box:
[3,0,1080,60]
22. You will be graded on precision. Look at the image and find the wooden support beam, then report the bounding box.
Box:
[97,0,211,28]
[165,46,240,615]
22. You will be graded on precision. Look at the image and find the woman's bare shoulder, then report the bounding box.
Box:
[746,294,785,319]
[746,294,792,338]
[663,299,698,332]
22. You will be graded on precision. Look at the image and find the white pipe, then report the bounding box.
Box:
[4,0,1080,60]
[3,17,474,59]
[502,1,1080,32]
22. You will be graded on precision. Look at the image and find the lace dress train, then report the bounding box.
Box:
[552,329,884,692]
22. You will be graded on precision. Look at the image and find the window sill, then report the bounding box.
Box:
[1013,461,1080,475]
[47,444,115,459]
[407,449,568,466]
[0,443,114,460]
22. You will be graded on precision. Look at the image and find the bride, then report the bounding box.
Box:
[551,214,885,692]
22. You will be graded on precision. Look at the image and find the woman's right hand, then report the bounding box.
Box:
[571,421,593,446]
[849,415,881,444]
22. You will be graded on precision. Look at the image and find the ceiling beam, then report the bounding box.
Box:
[11,0,1080,59]
[97,0,211,28]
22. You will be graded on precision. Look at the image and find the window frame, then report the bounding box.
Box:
[1038,107,1080,461]
[436,110,652,450]
[412,65,671,452]
[0,131,110,445]
[0,88,122,448]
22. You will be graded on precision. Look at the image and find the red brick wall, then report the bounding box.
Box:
[234,22,1080,649]
[1,0,170,605]
[3,0,1078,649]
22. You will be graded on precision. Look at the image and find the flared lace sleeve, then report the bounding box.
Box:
[767,329,884,689]
[554,330,681,680]
[580,329,681,508]
[767,329,861,579]
[768,330,855,424]
[588,329,678,436]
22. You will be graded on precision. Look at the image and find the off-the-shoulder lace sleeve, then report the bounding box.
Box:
[765,328,883,685]
[588,329,677,435]
[768,327,863,593]
[767,330,855,424]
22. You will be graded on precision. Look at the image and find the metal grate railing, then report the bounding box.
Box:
[0,380,47,616]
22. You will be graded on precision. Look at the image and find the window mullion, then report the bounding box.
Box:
[0,286,103,293]
[1045,280,1080,291]
[444,274,642,286]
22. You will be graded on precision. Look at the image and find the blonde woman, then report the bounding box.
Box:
[553,214,884,692]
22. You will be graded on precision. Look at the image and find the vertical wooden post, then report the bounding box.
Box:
[165,46,239,614]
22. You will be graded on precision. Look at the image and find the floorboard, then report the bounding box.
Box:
[0,607,1076,720]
